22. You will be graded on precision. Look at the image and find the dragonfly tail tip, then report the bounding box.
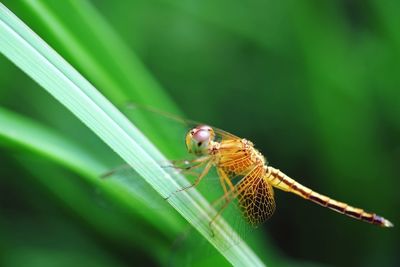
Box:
[383,219,394,228]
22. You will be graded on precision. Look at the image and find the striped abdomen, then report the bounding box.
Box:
[265,166,393,227]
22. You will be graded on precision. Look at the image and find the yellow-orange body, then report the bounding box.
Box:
[183,125,393,228]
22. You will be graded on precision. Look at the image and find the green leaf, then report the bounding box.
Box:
[0,106,180,234]
[0,3,265,266]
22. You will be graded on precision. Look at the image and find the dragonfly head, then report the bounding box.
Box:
[186,125,215,156]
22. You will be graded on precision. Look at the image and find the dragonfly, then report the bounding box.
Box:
[172,124,394,229]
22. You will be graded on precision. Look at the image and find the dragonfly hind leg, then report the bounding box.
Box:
[216,168,235,204]
[208,191,236,237]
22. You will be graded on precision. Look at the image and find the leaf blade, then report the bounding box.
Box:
[0,3,265,266]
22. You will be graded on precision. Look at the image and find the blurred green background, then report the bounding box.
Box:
[0,1,399,266]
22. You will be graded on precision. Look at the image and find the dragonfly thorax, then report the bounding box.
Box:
[211,138,267,177]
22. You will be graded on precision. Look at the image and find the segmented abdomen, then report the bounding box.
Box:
[265,166,393,227]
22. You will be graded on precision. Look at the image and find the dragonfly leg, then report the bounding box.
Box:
[100,164,131,178]
[217,168,235,204]
[209,165,267,234]
[208,175,244,236]
[218,171,228,196]
[208,191,237,237]
[102,157,209,180]
[174,161,207,176]
[170,156,209,166]
[166,156,210,173]
[164,158,212,200]
[176,160,213,193]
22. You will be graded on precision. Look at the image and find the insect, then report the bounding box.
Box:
[174,124,394,229]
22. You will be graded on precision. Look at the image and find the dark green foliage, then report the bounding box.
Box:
[0,1,398,266]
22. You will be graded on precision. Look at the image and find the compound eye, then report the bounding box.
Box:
[193,129,210,143]
[198,125,212,132]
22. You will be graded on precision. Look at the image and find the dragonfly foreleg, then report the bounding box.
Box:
[168,156,210,173]
[176,160,213,192]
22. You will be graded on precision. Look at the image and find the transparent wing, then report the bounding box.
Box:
[237,166,276,226]
[190,165,274,250]
[101,165,170,210]
[213,128,241,141]
[124,102,241,141]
